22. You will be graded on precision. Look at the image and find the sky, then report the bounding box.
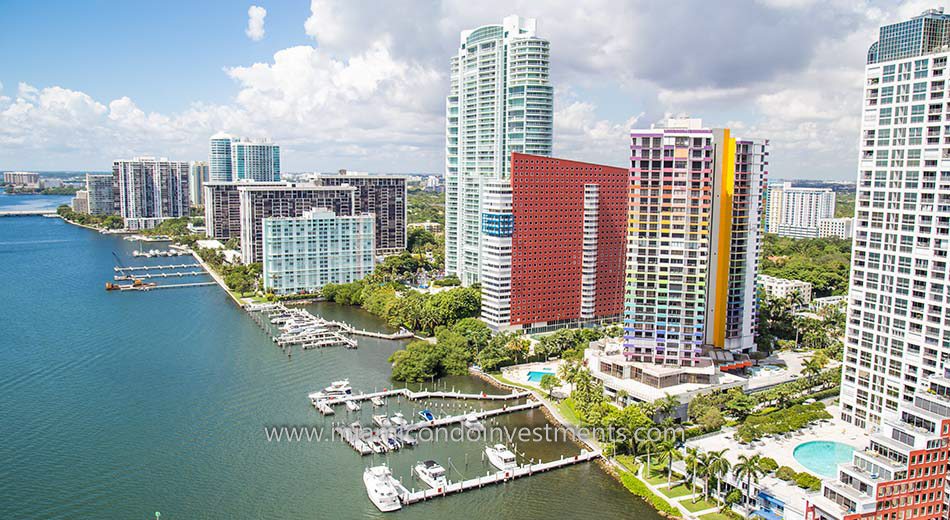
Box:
[0,0,940,179]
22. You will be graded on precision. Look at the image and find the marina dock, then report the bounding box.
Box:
[114,270,206,280]
[399,450,602,506]
[114,263,201,272]
[312,387,532,407]
[247,303,357,350]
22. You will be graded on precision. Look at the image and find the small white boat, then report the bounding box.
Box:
[346,400,361,412]
[371,396,385,407]
[485,444,517,471]
[414,460,448,489]
[390,413,408,428]
[363,466,402,512]
[373,415,393,428]
[308,379,352,401]
[462,413,485,431]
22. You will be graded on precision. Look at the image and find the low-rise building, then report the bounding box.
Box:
[237,183,357,263]
[409,221,442,233]
[818,218,853,240]
[261,209,375,295]
[4,171,40,187]
[584,338,747,407]
[759,274,813,303]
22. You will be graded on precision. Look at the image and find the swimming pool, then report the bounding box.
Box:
[749,364,785,376]
[526,370,555,382]
[793,441,854,477]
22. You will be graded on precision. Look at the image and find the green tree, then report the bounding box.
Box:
[539,374,560,396]
[707,449,732,500]
[450,317,491,353]
[733,454,764,507]
[655,441,683,488]
[558,360,581,392]
[724,391,756,421]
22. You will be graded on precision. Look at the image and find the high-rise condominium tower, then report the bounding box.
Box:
[626,118,767,368]
[209,133,280,182]
[843,7,950,430]
[189,161,209,206]
[112,157,189,229]
[444,15,553,287]
[765,182,836,238]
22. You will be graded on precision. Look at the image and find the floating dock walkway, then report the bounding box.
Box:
[115,281,217,291]
[399,450,602,506]
[114,263,201,272]
[311,387,532,408]
[114,270,206,280]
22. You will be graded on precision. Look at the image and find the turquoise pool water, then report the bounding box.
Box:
[527,370,555,382]
[793,441,854,477]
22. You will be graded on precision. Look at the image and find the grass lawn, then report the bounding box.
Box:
[681,497,720,513]
[643,463,669,485]
[557,397,581,425]
[659,483,693,499]
[699,513,734,520]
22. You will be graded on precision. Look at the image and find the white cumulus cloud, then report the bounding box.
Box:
[245,5,267,41]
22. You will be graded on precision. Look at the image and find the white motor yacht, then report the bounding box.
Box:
[308,379,353,401]
[485,444,517,471]
[363,465,402,512]
[372,414,393,428]
[390,412,408,428]
[413,460,448,489]
[462,413,485,431]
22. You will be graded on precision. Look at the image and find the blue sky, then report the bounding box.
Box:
[0,1,935,178]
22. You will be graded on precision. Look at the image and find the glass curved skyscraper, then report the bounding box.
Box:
[444,15,553,292]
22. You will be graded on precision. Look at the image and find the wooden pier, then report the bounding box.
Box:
[399,450,602,505]
[311,387,532,406]
[116,281,217,291]
[114,263,201,272]
[404,401,541,431]
[114,270,206,280]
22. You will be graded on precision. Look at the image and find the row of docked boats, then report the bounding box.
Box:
[364,444,518,512]
[269,310,356,350]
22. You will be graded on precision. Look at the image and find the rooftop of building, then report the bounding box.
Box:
[758,274,812,287]
[685,405,868,478]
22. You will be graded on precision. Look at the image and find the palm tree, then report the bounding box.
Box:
[640,437,658,477]
[733,454,764,508]
[655,441,683,488]
[615,389,629,406]
[707,449,731,501]
[684,446,700,498]
[696,451,713,502]
[802,356,824,382]
[655,393,680,420]
[558,360,580,392]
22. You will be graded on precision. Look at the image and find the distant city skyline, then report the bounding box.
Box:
[0,1,932,179]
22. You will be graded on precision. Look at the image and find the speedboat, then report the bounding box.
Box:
[373,415,393,428]
[363,466,402,512]
[308,379,352,401]
[345,400,361,412]
[390,413,408,428]
[370,396,385,407]
[414,460,448,489]
[485,444,517,471]
[462,413,485,432]
[419,409,435,421]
